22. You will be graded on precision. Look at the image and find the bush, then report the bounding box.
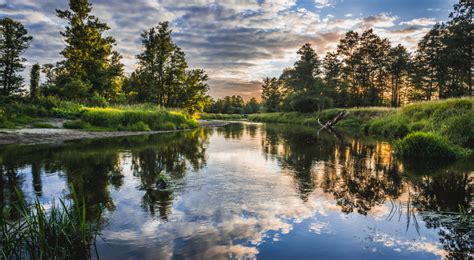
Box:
[63,120,91,130]
[155,122,176,130]
[31,122,56,128]
[395,132,470,159]
[118,121,151,131]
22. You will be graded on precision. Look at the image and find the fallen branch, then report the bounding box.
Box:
[317,110,349,130]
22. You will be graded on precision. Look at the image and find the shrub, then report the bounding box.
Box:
[395,132,469,159]
[64,120,91,130]
[118,121,151,131]
[31,122,56,128]
[155,122,176,130]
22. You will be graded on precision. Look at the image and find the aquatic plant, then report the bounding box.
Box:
[0,189,102,259]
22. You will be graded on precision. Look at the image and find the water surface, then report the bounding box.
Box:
[1,123,472,259]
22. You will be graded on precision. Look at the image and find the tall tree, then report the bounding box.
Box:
[56,0,123,99]
[283,43,322,93]
[388,44,411,107]
[0,18,32,96]
[447,0,472,97]
[135,22,175,104]
[30,63,40,99]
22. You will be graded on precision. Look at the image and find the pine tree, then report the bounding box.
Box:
[0,18,32,96]
[56,0,123,99]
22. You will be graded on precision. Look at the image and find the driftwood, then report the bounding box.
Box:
[317,110,349,130]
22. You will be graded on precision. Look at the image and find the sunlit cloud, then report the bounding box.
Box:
[0,0,452,99]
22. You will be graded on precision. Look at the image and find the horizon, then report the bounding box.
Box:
[1,0,457,100]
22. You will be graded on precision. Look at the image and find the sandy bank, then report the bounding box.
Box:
[0,120,229,146]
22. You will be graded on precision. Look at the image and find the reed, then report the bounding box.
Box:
[0,188,102,259]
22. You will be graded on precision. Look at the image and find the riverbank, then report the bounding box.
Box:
[206,98,473,158]
[0,120,228,146]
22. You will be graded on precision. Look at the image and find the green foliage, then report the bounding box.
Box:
[30,63,40,99]
[0,17,33,97]
[200,113,247,120]
[395,132,470,159]
[77,107,195,131]
[55,0,124,99]
[366,98,474,146]
[127,22,209,114]
[63,120,91,130]
[205,95,259,114]
[0,189,101,259]
[31,122,56,129]
[441,113,474,148]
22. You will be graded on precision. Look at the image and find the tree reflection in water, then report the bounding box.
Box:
[258,123,473,258]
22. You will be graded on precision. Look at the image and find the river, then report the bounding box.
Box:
[1,122,472,259]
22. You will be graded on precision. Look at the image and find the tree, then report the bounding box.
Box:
[283,43,322,93]
[30,63,40,99]
[388,45,411,107]
[131,22,209,114]
[56,0,123,99]
[0,18,32,96]
[244,97,260,114]
[134,22,175,104]
[261,77,281,112]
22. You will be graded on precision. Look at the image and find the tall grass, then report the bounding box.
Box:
[366,98,474,146]
[1,189,101,259]
[71,107,198,131]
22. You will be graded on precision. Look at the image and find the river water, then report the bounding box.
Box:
[1,123,472,259]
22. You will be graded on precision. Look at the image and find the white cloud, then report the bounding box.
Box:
[400,18,436,26]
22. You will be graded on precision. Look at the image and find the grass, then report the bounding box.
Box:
[365,98,474,147]
[74,107,197,131]
[247,98,473,158]
[248,107,393,132]
[0,97,198,132]
[30,122,57,129]
[1,188,101,259]
[395,132,470,159]
[199,113,248,120]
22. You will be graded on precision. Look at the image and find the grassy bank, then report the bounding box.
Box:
[0,97,197,132]
[248,107,393,132]
[246,98,473,158]
[199,113,247,120]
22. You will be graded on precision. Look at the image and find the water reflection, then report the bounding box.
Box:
[0,123,472,259]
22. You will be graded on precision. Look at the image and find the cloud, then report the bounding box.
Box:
[400,18,436,27]
[1,0,443,99]
[314,0,333,9]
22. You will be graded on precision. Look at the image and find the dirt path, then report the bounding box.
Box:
[0,120,229,146]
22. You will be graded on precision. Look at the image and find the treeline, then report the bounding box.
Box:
[205,96,260,114]
[261,0,472,112]
[0,0,209,113]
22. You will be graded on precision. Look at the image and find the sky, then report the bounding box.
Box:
[0,0,458,100]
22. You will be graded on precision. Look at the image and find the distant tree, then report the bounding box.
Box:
[244,97,260,114]
[30,63,40,99]
[56,0,123,99]
[0,17,32,96]
[261,77,281,112]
